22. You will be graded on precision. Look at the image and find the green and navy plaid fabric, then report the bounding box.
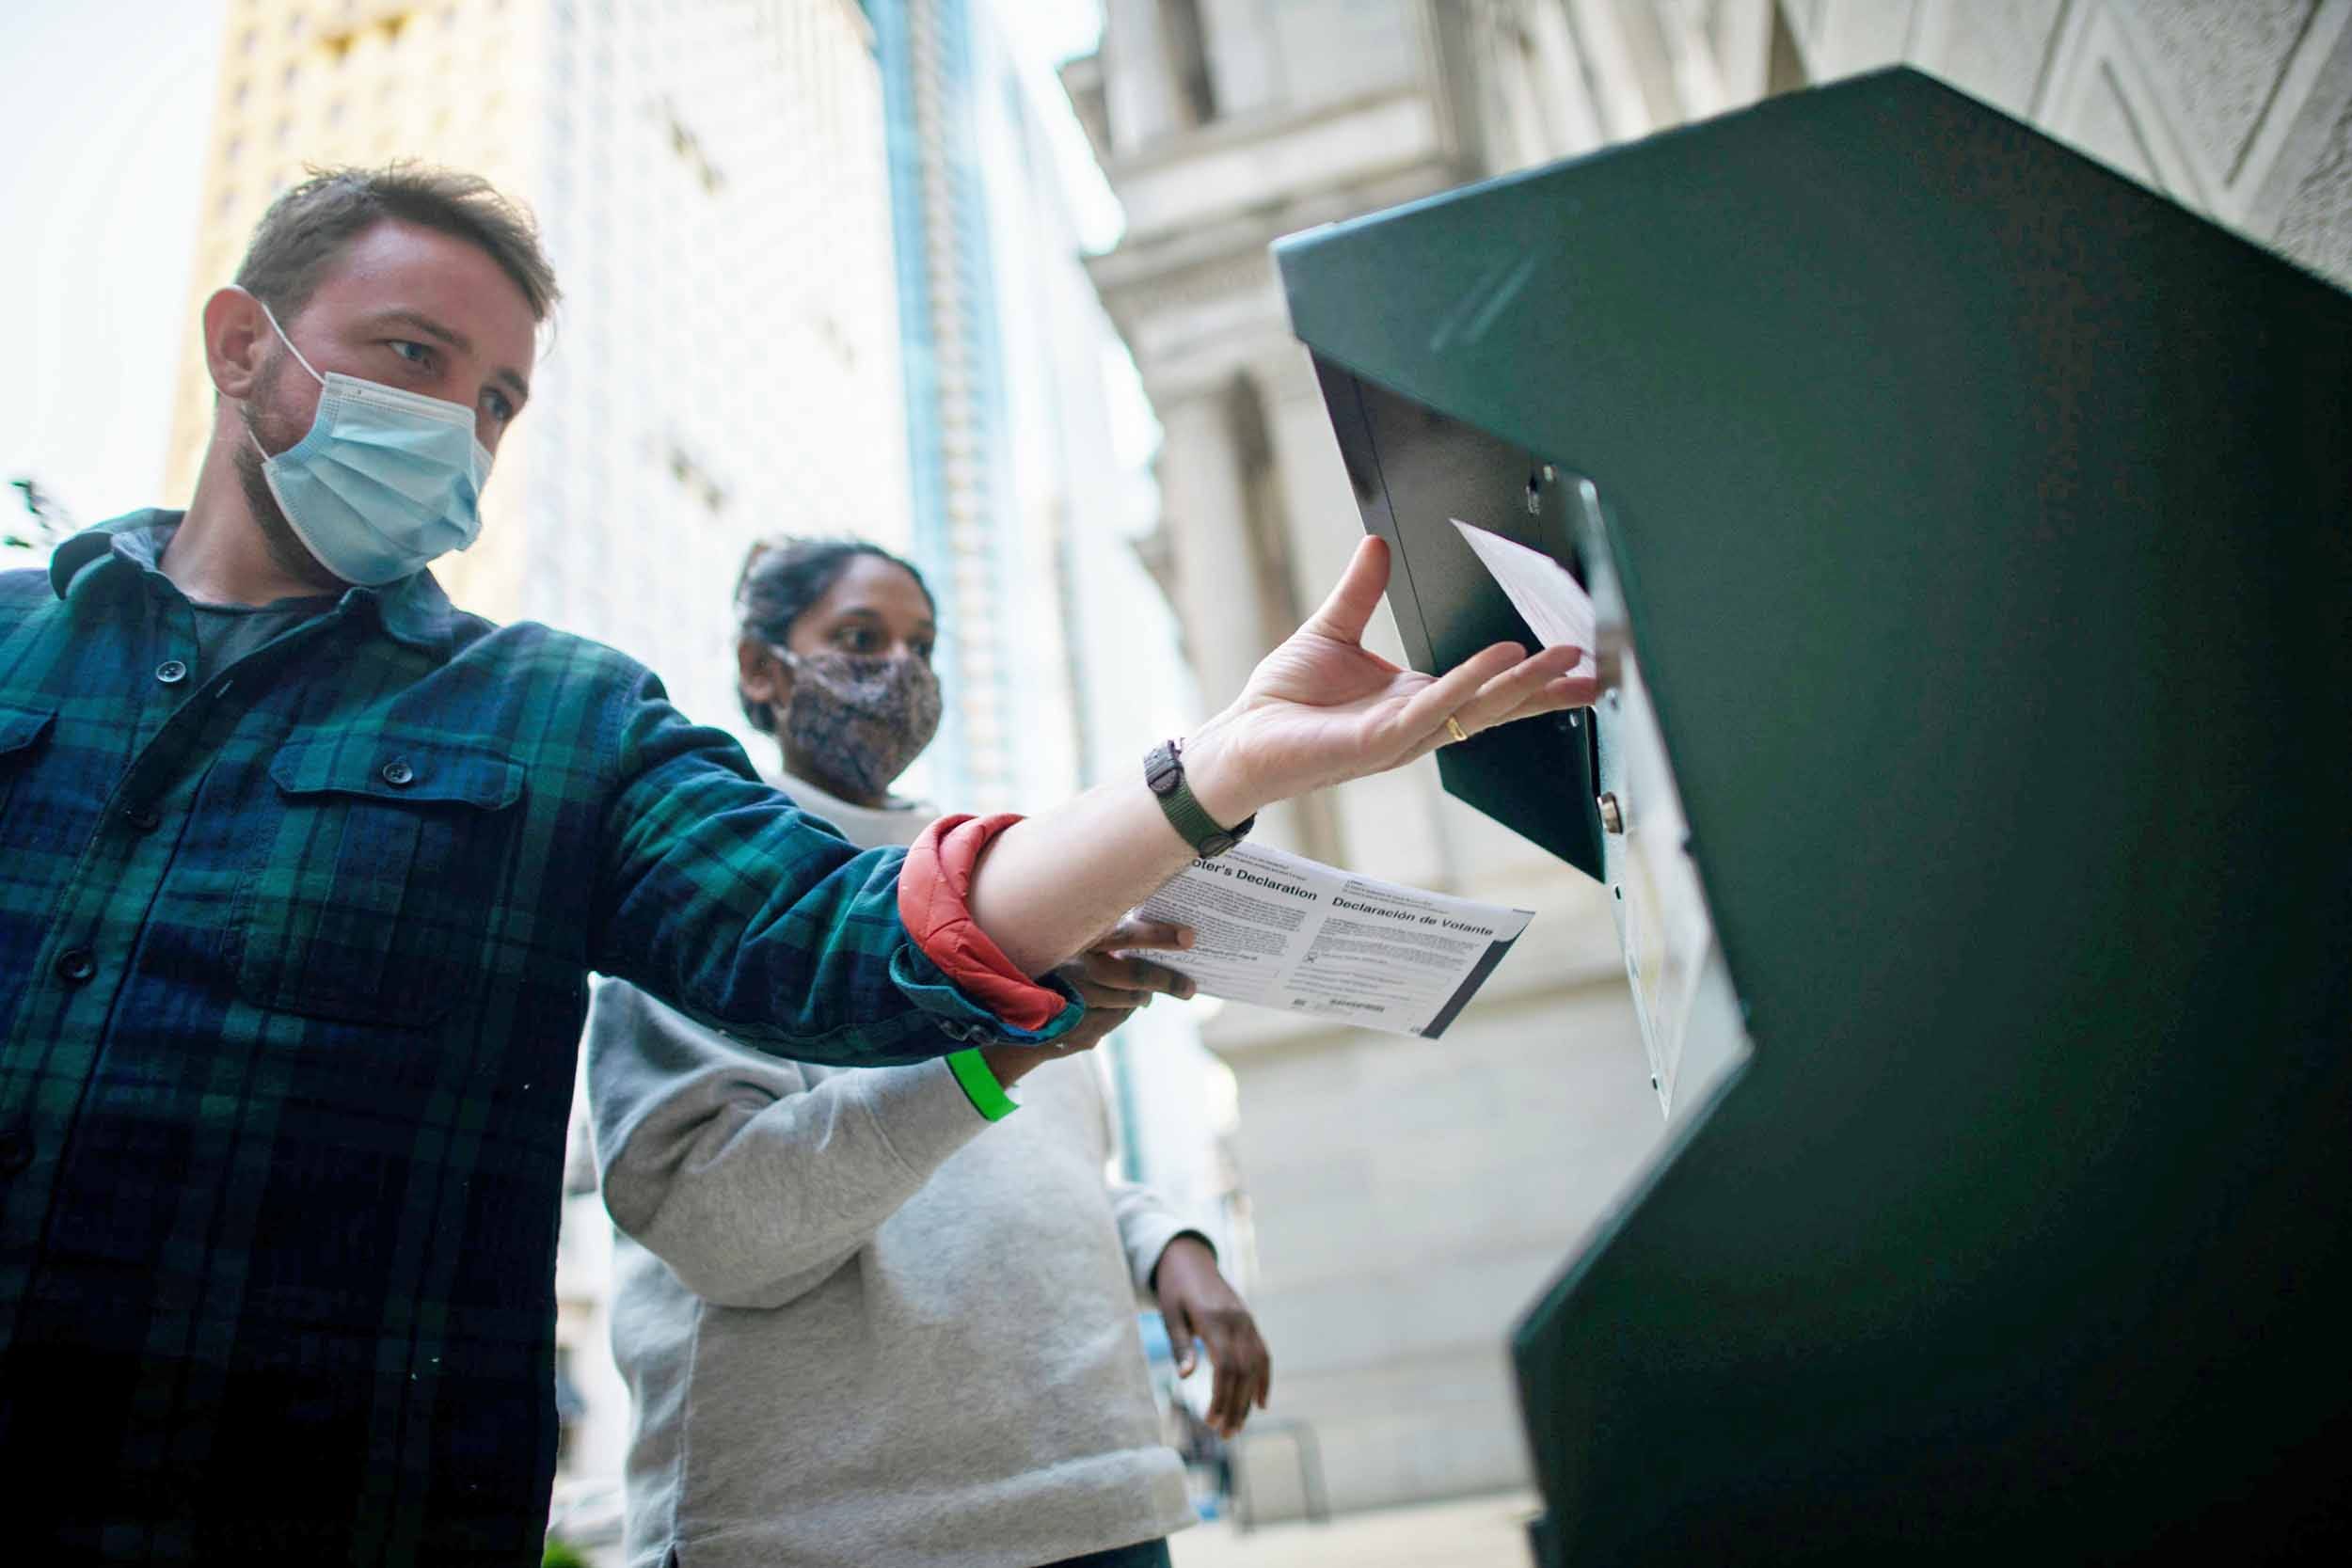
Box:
[0,514,1069,1564]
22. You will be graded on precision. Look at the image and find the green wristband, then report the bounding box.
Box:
[946,1048,1020,1122]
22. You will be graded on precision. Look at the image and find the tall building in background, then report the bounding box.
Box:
[1065,0,2352,1524]
[167,0,911,751]
[874,0,1085,814]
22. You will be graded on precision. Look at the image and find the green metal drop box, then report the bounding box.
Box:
[1276,68,2351,1563]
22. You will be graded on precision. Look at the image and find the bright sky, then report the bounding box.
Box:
[1,0,1118,541]
[2,0,226,534]
[994,0,1125,248]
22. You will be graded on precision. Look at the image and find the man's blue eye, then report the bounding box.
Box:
[389,341,430,365]
[485,392,515,422]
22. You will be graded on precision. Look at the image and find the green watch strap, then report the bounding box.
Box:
[1146,737,1255,858]
[1158,771,1229,850]
[946,1048,1020,1121]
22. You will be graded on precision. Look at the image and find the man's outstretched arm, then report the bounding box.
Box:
[965,535,1594,975]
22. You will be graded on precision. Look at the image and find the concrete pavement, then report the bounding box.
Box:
[1168,1490,1541,1568]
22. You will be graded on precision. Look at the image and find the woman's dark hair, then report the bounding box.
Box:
[734,535,937,733]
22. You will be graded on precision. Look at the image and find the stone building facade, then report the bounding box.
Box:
[1065,0,2351,1519]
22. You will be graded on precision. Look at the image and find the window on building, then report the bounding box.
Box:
[1161,0,1218,128]
[666,446,728,515]
[661,103,725,196]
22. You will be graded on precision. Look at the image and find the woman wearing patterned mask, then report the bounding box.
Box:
[583,536,1268,1568]
[730,535,946,826]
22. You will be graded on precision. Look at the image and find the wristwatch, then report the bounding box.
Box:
[1145,737,1256,859]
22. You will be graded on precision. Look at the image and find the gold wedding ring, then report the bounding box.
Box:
[1444,716,1470,744]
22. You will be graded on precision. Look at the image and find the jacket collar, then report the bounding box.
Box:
[52,511,462,655]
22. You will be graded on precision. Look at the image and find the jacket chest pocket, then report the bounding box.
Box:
[0,702,56,827]
[229,735,525,1027]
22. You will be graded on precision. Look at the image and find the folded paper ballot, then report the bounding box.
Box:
[1129,843,1534,1038]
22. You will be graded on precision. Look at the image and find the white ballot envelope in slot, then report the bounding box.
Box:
[1454,507,1752,1117]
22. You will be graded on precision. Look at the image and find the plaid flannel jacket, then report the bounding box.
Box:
[0,514,1073,1564]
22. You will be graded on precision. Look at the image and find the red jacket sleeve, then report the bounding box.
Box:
[898,813,1072,1034]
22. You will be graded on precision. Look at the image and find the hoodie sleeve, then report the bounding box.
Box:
[585,977,997,1309]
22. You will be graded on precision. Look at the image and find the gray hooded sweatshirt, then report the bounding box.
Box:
[585,771,1200,1568]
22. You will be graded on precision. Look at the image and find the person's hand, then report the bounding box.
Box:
[1054,915,1197,1054]
[1153,1234,1270,1438]
[1179,536,1597,826]
[979,917,1196,1086]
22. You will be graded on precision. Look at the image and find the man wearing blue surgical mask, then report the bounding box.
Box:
[237,292,494,586]
[0,166,1596,1563]
[171,184,532,610]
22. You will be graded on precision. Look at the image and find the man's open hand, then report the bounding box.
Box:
[1180,536,1597,824]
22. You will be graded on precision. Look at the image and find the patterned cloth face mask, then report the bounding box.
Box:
[245,297,493,586]
[774,648,945,800]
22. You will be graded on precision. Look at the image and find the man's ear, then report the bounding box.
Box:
[201,287,271,402]
[737,637,791,723]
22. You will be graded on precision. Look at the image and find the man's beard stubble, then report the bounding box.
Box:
[231,349,345,594]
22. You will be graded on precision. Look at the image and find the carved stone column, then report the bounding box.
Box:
[1152,382,1322,854]
[1102,0,1183,153]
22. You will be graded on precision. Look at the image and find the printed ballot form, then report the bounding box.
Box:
[1132,843,1534,1039]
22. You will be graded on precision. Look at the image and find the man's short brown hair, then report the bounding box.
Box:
[234,163,561,323]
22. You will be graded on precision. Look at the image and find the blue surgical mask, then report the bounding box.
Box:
[244,298,494,586]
